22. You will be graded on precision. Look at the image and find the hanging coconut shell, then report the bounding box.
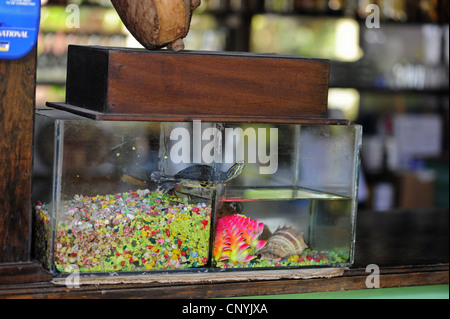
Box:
[111,0,201,52]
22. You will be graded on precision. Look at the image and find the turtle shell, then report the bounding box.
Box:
[173,165,226,182]
[151,162,244,193]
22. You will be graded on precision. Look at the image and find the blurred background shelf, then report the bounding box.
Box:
[37,0,449,212]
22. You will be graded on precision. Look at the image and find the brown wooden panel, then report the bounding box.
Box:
[0,48,36,263]
[107,50,330,117]
[0,262,52,285]
[64,46,330,122]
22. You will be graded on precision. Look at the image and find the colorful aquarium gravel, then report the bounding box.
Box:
[216,248,350,269]
[33,190,211,273]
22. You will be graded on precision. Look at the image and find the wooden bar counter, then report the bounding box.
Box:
[0,207,447,299]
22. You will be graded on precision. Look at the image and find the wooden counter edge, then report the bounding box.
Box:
[0,264,447,299]
[0,262,53,286]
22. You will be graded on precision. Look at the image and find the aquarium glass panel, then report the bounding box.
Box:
[32,110,361,274]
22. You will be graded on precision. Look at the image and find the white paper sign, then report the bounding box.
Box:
[393,114,442,167]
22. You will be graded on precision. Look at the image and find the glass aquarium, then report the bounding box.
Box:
[32,109,362,274]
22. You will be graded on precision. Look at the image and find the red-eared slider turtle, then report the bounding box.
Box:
[150,161,245,193]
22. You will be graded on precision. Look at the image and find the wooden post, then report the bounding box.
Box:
[0,48,52,284]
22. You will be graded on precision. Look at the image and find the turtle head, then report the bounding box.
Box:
[225,161,245,182]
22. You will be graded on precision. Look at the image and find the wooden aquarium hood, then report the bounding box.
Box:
[47,45,346,124]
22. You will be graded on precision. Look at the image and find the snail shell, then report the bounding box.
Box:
[111,0,201,51]
[258,225,308,260]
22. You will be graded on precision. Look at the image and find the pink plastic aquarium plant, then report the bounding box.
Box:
[213,215,266,264]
